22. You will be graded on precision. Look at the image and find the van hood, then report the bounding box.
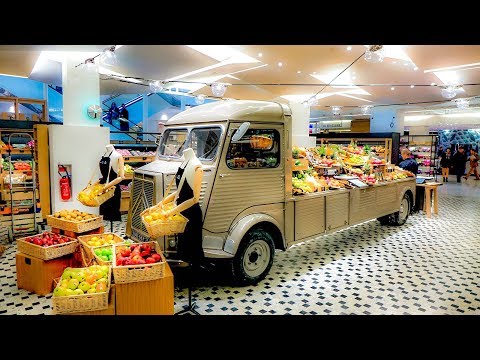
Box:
[136,159,182,175]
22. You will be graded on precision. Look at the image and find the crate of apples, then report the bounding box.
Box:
[52,265,111,314]
[17,232,78,260]
[113,241,165,284]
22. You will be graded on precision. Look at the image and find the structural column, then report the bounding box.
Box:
[289,101,316,148]
[370,106,404,133]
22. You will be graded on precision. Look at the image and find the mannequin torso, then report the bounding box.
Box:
[100,144,125,189]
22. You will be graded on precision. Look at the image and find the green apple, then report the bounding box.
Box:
[100,265,109,274]
[96,278,107,285]
[87,288,96,294]
[64,288,75,296]
[53,287,66,297]
[78,281,91,292]
[73,272,86,283]
[94,249,102,256]
[67,278,79,290]
[95,270,104,279]
[61,270,73,280]
[60,279,69,288]
[100,255,109,262]
[73,289,84,295]
[101,248,109,256]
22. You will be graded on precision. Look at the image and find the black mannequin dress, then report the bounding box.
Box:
[175,161,204,265]
[99,152,121,221]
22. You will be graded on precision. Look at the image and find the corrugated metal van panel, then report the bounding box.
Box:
[375,185,398,214]
[203,170,284,233]
[349,187,376,224]
[294,196,325,241]
[326,192,349,231]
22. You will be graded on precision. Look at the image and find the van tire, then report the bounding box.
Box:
[377,215,391,225]
[390,193,411,226]
[231,228,275,286]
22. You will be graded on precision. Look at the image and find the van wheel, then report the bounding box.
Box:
[390,193,411,226]
[232,228,275,286]
[377,215,391,225]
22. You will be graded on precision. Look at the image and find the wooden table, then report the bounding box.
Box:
[416,182,443,218]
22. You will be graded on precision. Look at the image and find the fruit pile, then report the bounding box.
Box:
[53,265,109,297]
[143,203,184,224]
[13,161,32,171]
[85,233,117,247]
[115,243,162,266]
[94,247,113,262]
[52,209,96,222]
[78,184,112,206]
[24,232,73,247]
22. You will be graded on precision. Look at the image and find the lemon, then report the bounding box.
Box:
[144,215,153,223]
[106,234,114,240]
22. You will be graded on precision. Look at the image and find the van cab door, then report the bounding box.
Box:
[202,122,285,235]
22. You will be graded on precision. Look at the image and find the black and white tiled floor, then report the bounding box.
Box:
[1,178,480,315]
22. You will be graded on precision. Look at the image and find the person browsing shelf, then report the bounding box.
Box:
[399,149,419,174]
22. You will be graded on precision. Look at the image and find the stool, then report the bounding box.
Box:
[423,184,439,218]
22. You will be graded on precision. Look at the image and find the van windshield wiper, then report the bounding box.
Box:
[200,140,219,159]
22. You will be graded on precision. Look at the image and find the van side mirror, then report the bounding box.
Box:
[155,135,161,145]
[232,122,250,142]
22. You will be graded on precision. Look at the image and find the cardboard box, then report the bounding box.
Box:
[16,252,73,295]
[63,285,116,315]
[115,262,174,315]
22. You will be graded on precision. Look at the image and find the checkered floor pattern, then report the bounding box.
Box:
[2,178,480,315]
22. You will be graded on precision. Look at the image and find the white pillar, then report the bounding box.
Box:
[370,106,404,134]
[62,56,100,126]
[289,101,316,148]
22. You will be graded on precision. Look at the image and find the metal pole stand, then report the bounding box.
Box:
[110,220,113,233]
[174,262,200,316]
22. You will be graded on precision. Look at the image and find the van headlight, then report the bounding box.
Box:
[169,238,177,248]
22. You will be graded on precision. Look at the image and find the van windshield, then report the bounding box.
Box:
[158,127,222,161]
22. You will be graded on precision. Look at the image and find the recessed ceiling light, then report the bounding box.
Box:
[278,62,283,67]
[352,76,357,80]
[431,82,436,86]
[410,85,415,88]
[297,70,302,74]
[347,46,352,51]
[391,87,395,90]
[392,61,397,64]
[414,66,418,71]
[258,52,263,57]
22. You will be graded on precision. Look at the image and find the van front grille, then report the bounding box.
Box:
[130,175,155,235]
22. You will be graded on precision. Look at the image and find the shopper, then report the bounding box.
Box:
[437,145,444,158]
[399,148,419,174]
[452,146,468,183]
[464,148,480,180]
[440,148,452,182]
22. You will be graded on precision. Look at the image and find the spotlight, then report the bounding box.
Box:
[83,58,98,73]
[332,106,342,115]
[211,82,227,97]
[99,45,117,67]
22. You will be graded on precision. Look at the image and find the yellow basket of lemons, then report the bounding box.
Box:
[140,202,189,238]
[78,183,115,207]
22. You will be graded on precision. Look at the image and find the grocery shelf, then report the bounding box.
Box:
[1,149,33,155]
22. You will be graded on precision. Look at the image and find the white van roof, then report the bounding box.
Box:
[166,100,291,125]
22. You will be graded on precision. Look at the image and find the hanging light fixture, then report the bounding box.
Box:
[211,82,228,97]
[364,45,385,63]
[149,80,164,93]
[195,94,206,105]
[99,46,118,67]
[83,58,98,73]
[455,98,469,109]
[360,105,372,115]
[332,106,342,115]
[441,85,459,99]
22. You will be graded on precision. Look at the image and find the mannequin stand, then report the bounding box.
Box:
[168,258,200,316]
[110,220,113,233]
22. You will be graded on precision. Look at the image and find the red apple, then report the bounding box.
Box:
[140,251,150,258]
[137,259,146,265]
[145,257,156,264]
[130,244,137,251]
[151,254,161,262]
[121,248,131,257]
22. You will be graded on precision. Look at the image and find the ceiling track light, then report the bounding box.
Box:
[441,85,460,99]
[211,82,228,97]
[195,94,206,105]
[149,80,164,93]
[331,106,342,115]
[454,98,470,109]
[83,58,98,73]
[99,45,118,67]
[364,45,385,63]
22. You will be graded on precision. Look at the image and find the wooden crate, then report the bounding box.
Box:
[51,225,104,239]
[115,263,174,315]
[16,252,73,295]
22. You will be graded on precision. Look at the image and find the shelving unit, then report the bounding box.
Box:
[400,134,438,175]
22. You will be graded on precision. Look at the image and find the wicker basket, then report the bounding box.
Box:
[140,203,188,238]
[47,214,103,233]
[112,241,166,284]
[51,266,112,314]
[77,184,115,207]
[17,233,78,260]
[78,233,124,265]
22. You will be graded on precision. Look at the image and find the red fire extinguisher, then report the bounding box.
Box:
[58,165,71,201]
